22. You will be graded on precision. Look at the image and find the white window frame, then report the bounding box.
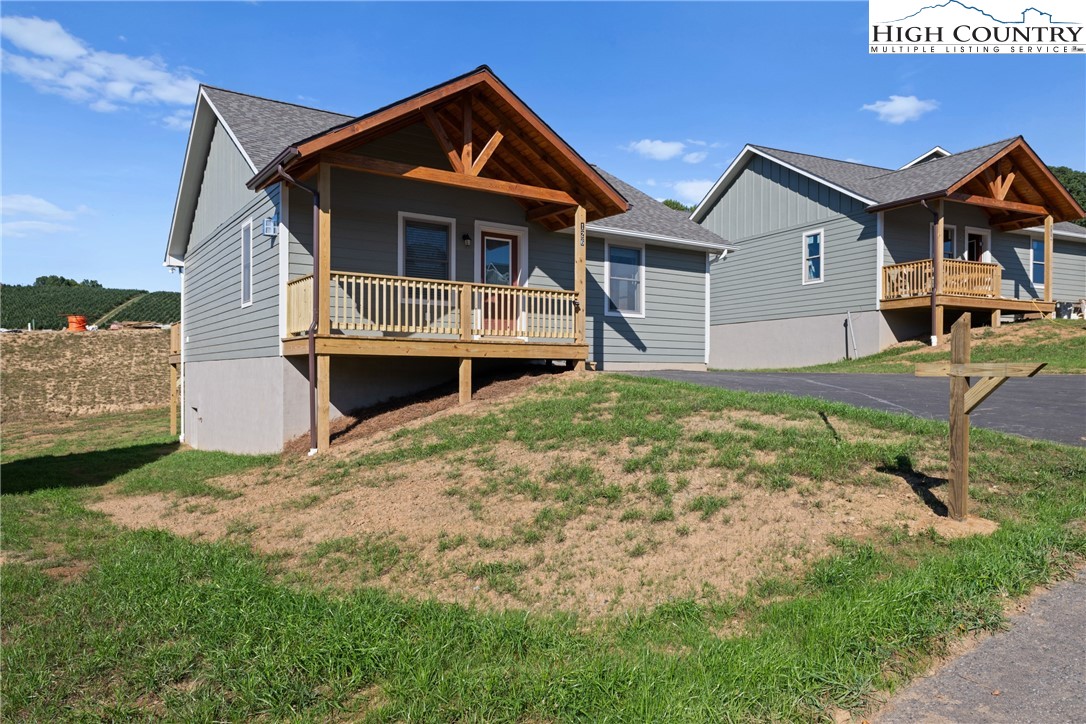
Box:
[1029,236,1046,288]
[397,211,457,280]
[801,228,825,285]
[604,239,646,318]
[473,220,529,286]
[241,218,253,308]
[929,222,959,259]
[964,226,992,264]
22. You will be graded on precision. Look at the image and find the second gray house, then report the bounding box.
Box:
[693,140,1085,368]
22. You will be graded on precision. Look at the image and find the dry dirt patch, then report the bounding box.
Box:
[1,329,169,421]
[91,381,997,617]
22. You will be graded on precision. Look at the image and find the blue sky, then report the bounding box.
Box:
[2,1,1083,291]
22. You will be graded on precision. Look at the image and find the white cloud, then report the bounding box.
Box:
[0,15,199,120]
[1,219,76,237]
[162,109,192,131]
[682,151,708,164]
[624,139,686,161]
[644,178,657,187]
[1,194,82,219]
[0,194,89,237]
[861,95,938,124]
[672,179,714,205]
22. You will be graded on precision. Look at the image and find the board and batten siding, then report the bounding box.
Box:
[183,184,281,363]
[699,154,869,242]
[709,211,878,326]
[188,120,258,249]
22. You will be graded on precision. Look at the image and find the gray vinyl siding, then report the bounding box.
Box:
[1004,233,1086,301]
[189,120,257,248]
[526,235,707,365]
[709,211,877,325]
[183,184,281,363]
[700,155,868,242]
[882,202,990,264]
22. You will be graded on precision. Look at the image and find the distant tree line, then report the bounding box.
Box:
[1049,166,1086,227]
[32,276,103,288]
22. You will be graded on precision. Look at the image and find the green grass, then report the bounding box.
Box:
[762,319,1085,374]
[3,377,1085,721]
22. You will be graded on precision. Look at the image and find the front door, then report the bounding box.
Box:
[480,232,518,333]
[966,231,988,262]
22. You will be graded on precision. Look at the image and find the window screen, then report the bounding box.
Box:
[1031,239,1045,285]
[608,245,642,314]
[404,220,450,279]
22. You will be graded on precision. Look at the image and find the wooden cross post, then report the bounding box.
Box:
[915,313,1046,521]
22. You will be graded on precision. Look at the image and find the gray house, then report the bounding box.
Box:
[694,140,1086,368]
[165,67,732,454]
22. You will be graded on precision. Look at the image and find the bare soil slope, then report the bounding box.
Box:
[1,329,169,421]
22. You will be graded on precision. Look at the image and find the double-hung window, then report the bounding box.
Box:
[802,229,824,284]
[241,220,253,307]
[1030,238,1045,286]
[401,214,453,280]
[606,243,644,316]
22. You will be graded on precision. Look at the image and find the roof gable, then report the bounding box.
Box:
[248,66,629,231]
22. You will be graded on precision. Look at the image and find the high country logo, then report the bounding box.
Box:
[869,0,1085,53]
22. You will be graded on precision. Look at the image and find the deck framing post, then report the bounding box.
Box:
[1043,215,1053,305]
[931,200,944,345]
[317,161,332,336]
[169,362,179,436]
[948,313,971,521]
[573,204,587,372]
[459,358,472,404]
[317,353,330,452]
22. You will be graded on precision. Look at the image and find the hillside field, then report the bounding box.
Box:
[0,329,170,421]
[1,286,180,330]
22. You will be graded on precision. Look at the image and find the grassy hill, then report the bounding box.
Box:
[0,286,180,329]
[788,319,1085,374]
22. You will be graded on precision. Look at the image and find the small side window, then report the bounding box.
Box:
[802,229,824,284]
[605,243,644,316]
[1030,238,1045,286]
[241,220,253,306]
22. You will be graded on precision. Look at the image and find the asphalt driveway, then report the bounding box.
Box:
[634,371,1086,447]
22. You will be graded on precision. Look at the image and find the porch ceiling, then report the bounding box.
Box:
[247,66,629,231]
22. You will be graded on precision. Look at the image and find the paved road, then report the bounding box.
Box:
[634,372,1086,447]
[876,569,1086,723]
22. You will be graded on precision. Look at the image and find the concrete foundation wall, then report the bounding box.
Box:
[184,357,286,454]
[601,361,707,372]
[709,310,894,369]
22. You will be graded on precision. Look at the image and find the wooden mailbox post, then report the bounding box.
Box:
[915,313,1046,521]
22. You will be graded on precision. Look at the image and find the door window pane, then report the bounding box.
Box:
[404,220,449,279]
[483,237,513,285]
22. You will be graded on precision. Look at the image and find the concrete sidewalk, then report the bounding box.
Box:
[876,569,1086,723]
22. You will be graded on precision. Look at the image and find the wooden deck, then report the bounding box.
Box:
[881,258,1054,314]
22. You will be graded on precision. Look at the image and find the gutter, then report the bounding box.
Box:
[250,148,301,191]
[271,164,321,454]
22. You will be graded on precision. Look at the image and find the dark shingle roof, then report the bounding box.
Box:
[591,168,732,247]
[201,86,352,170]
[199,85,730,249]
[751,139,1017,207]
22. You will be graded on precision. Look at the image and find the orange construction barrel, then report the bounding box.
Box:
[66,315,87,332]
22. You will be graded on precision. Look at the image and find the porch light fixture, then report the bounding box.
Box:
[462,233,472,246]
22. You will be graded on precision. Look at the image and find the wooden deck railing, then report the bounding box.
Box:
[285,271,577,340]
[882,259,1002,301]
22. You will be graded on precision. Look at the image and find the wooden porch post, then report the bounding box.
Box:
[573,205,587,372]
[931,200,944,345]
[1043,215,1053,305]
[316,161,332,451]
[459,358,472,404]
